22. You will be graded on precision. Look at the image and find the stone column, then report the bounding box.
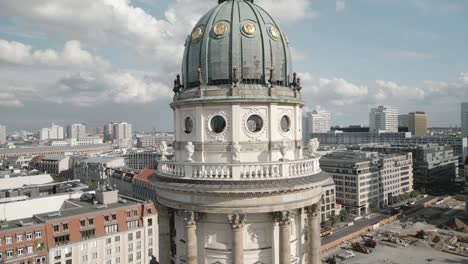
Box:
[274,211,293,264]
[306,203,321,264]
[228,213,246,264]
[184,210,198,264]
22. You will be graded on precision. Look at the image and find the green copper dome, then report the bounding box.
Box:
[180,0,293,90]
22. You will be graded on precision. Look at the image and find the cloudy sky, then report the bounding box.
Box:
[0,0,467,132]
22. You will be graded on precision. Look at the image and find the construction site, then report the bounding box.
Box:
[323,196,468,264]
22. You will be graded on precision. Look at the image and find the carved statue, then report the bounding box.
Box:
[308,138,320,158]
[279,140,288,161]
[231,142,241,162]
[228,213,246,229]
[185,142,195,162]
[159,141,168,160]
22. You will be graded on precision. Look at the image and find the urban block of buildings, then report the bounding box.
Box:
[40,124,64,141]
[320,151,413,216]
[303,110,332,144]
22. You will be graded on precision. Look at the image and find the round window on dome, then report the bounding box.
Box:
[246,115,263,133]
[184,117,194,134]
[210,116,227,134]
[280,115,291,132]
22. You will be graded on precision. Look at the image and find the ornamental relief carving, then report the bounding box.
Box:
[205,110,230,142]
[242,108,268,142]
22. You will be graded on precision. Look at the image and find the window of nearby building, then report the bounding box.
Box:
[126,211,131,218]
[0,252,2,260]
[17,247,24,256]
[81,229,96,240]
[112,214,117,220]
[128,253,133,262]
[27,245,33,254]
[136,231,141,239]
[17,234,23,242]
[116,257,120,263]
[92,252,98,259]
[53,225,60,232]
[148,238,153,246]
[91,241,97,248]
[104,215,110,222]
[0,237,2,245]
[63,223,69,231]
[82,255,88,262]
[114,235,120,242]
[6,236,12,244]
[88,218,94,225]
[106,238,111,244]
[128,243,133,251]
[54,235,70,245]
[26,232,32,240]
[6,250,13,258]
[147,219,152,226]
[106,260,112,264]
[136,251,141,260]
[137,241,141,250]
[80,220,86,227]
[148,228,153,236]
[127,220,139,230]
[54,250,61,260]
[133,210,138,216]
[115,246,120,253]
[105,224,118,234]
[66,259,72,264]
[35,230,42,238]
[106,248,112,255]
[64,247,72,258]
[128,233,133,241]
[80,243,88,250]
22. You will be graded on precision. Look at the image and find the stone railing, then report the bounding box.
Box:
[157,158,320,181]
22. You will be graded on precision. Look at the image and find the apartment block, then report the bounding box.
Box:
[303,110,331,143]
[0,189,157,264]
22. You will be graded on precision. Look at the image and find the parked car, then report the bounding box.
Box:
[336,250,356,260]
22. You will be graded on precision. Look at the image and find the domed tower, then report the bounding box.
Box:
[154,1,328,263]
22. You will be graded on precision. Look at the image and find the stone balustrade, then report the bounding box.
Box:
[157,158,321,180]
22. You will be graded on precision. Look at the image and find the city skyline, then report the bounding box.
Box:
[0,0,468,131]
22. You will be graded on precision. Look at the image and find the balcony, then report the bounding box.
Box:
[157,158,321,181]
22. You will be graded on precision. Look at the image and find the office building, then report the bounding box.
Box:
[320,177,338,222]
[136,133,175,148]
[0,124,6,144]
[408,112,427,136]
[39,123,64,141]
[462,102,468,137]
[398,115,408,128]
[122,150,159,170]
[355,144,459,193]
[320,151,413,215]
[67,123,87,139]
[103,123,114,142]
[369,105,398,133]
[113,122,133,147]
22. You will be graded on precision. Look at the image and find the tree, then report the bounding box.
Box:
[339,210,349,222]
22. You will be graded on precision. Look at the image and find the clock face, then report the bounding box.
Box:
[184,117,193,134]
[280,115,291,132]
[210,115,227,134]
[246,115,263,133]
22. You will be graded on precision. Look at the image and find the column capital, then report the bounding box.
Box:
[228,213,246,229]
[182,210,197,226]
[305,202,321,217]
[273,210,294,226]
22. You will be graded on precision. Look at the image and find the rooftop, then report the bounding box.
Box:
[134,168,156,183]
